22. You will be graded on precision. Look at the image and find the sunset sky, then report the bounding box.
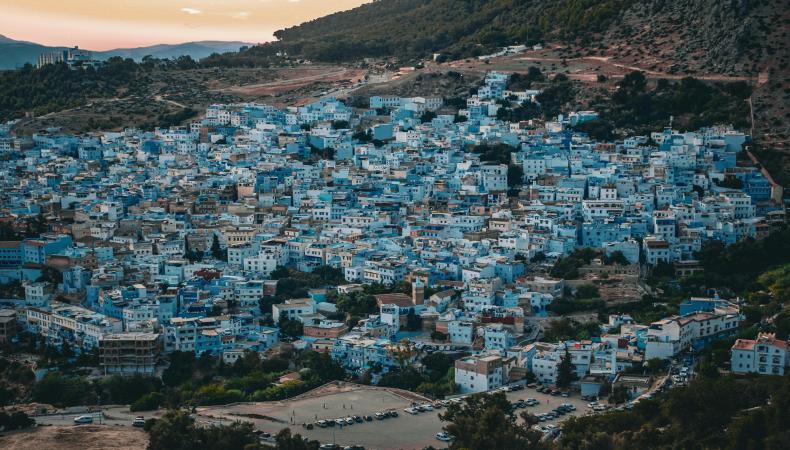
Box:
[0,0,371,50]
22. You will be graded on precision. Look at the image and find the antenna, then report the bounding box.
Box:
[669,115,674,130]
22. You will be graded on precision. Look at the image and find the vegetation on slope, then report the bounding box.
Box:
[234,0,635,63]
[0,58,138,121]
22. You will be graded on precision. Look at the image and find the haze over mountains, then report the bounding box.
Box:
[0,35,250,69]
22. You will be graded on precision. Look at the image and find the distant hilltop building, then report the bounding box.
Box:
[37,46,99,69]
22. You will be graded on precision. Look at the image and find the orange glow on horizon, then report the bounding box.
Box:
[0,0,371,50]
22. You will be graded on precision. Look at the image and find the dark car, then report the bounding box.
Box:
[364,415,373,421]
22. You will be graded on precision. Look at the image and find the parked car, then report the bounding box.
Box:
[132,416,146,428]
[404,407,419,415]
[73,415,93,425]
[353,415,363,423]
[435,432,452,442]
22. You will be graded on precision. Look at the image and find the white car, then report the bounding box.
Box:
[73,415,94,424]
[435,432,452,442]
[404,407,419,415]
[421,404,434,411]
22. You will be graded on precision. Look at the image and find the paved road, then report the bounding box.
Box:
[32,406,158,427]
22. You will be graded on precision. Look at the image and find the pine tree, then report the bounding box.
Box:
[211,234,224,260]
[557,348,578,388]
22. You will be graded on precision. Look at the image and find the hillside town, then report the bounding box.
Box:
[0,70,787,445]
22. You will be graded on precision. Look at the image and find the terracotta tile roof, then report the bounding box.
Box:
[374,293,413,307]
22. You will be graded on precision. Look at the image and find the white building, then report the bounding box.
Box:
[272,298,316,323]
[24,282,51,307]
[454,354,513,394]
[731,333,788,376]
[26,302,123,350]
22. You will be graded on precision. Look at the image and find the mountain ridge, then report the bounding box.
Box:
[0,35,250,69]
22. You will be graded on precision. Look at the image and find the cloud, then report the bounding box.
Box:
[231,11,251,19]
[180,7,202,15]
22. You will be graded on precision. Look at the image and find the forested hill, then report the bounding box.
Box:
[252,0,632,61]
[234,0,784,76]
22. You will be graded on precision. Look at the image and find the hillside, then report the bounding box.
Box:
[237,0,788,185]
[246,0,786,76]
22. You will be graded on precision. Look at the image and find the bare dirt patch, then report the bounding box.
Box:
[0,425,147,450]
[218,67,365,97]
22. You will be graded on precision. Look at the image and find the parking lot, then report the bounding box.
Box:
[197,383,592,449]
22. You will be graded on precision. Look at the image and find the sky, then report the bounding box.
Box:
[0,0,371,50]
